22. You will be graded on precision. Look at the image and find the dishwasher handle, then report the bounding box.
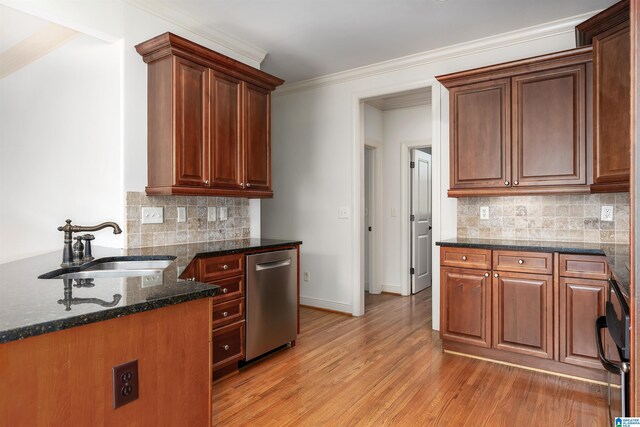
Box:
[255,258,292,271]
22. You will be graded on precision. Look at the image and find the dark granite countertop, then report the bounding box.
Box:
[0,238,301,344]
[436,238,630,299]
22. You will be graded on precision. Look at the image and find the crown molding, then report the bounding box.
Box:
[276,10,599,96]
[123,0,267,66]
[0,23,78,79]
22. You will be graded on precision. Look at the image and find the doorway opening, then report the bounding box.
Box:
[410,147,432,294]
[360,86,433,314]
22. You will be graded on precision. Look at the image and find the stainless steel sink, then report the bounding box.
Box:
[40,258,174,280]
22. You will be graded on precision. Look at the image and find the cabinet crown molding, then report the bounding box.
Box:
[135,32,284,90]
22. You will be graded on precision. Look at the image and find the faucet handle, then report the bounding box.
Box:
[58,219,72,232]
[82,234,95,241]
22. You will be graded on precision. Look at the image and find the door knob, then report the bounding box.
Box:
[368,226,372,231]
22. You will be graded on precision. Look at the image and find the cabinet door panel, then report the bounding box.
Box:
[512,65,586,187]
[593,22,631,184]
[450,79,511,189]
[243,83,271,191]
[173,57,208,187]
[492,272,553,359]
[559,277,607,369]
[210,71,243,189]
[441,267,491,348]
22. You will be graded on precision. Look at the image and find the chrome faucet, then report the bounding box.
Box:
[58,219,122,267]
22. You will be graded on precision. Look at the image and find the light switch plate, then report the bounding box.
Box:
[219,207,228,221]
[207,207,217,222]
[177,207,186,223]
[391,207,398,217]
[338,207,350,219]
[601,205,614,222]
[141,207,163,224]
[480,206,489,220]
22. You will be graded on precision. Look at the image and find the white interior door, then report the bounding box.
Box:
[411,149,432,294]
[364,148,372,292]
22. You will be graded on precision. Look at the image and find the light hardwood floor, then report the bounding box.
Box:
[212,289,609,426]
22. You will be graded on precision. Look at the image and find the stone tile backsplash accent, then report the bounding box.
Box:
[125,192,250,248]
[457,193,630,244]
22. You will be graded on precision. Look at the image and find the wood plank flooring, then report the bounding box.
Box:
[212,290,609,426]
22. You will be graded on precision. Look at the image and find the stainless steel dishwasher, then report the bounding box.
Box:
[245,249,297,360]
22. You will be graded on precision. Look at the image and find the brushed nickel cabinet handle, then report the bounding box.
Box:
[241,183,245,188]
[484,273,489,277]
[222,311,228,317]
[205,179,210,186]
[246,183,251,188]
[187,277,195,281]
[504,181,510,186]
[462,256,467,261]
[223,345,229,351]
[222,288,228,294]
[514,180,519,185]
[222,264,229,270]
[494,273,499,278]
[518,259,524,264]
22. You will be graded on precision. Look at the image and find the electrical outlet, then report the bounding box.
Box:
[177,206,186,223]
[219,207,228,221]
[207,207,217,222]
[601,205,614,222]
[338,207,350,219]
[304,271,310,282]
[480,206,490,220]
[141,207,163,224]
[112,360,139,409]
[142,273,162,287]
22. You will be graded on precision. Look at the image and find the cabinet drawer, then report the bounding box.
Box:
[199,254,244,282]
[212,320,245,370]
[558,254,609,280]
[211,276,244,304]
[493,250,552,274]
[212,298,245,329]
[440,247,491,269]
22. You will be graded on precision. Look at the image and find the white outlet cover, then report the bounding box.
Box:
[219,207,228,221]
[207,207,217,222]
[480,206,490,220]
[391,207,398,217]
[177,206,186,223]
[339,207,350,219]
[141,207,163,224]
[601,205,614,222]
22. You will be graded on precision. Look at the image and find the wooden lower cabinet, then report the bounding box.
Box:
[492,271,553,359]
[440,267,492,348]
[559,277,608,369]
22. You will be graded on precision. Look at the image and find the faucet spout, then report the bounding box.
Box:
[57,219,122,267]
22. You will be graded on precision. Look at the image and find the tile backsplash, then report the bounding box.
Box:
[457,193,630,244]
[125,192,250,248]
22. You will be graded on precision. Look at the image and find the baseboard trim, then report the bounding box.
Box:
[299,296,352,315]
[381,291,402,296]
[381,284,402,294]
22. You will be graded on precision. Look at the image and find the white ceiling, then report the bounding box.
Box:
[128,1,615,82]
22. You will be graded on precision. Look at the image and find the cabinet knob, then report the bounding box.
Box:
[514,180,519,185]
[494,273,499,278]
[484,272,489,277]
[187,277,195,281]
[222,288,228,294]
[222,264,229,270]
[246,183,251,188]
[518,259,524,264]
[462,256,467,261]
[223,345,229,351]
[205,179,210,186]
[504,181,510,186]
[222,311,228,317]
[241,183,245,188]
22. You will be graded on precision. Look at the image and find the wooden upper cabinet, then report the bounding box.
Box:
[511,65,586,187]
[450,79,510,189]
[209,71,243,189]
[576,0,630,192]
[437,48,592,197]
[136,32,284,198]
[174,58,209,187]
[243,83,271,191]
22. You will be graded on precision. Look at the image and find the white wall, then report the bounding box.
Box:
[262,23,578,320]
[0,2,263,263]
[381,105,431,293]
[0,35,122,263]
